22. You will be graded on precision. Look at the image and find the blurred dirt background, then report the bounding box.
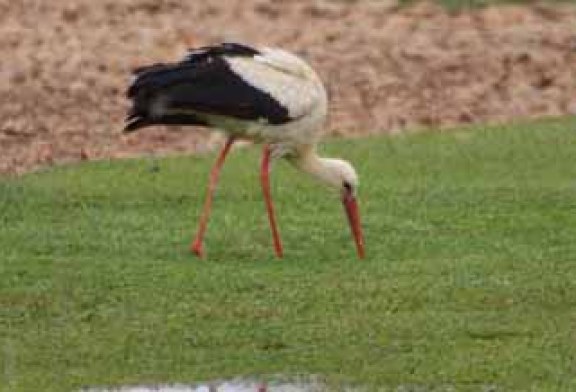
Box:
[1,0,576,174]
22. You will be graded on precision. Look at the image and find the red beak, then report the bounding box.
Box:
[342,189,365,259]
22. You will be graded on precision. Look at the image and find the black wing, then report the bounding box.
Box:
[124,43,291,133]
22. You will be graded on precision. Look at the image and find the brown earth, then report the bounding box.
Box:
[1,0,576,174]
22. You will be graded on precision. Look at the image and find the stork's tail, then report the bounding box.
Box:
[123,110,155,133]
[123,62,207,133]
[123,63,162,133]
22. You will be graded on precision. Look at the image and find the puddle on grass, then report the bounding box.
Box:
[82,377,345,392]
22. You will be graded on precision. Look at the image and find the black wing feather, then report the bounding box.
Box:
[183,42,260,63]
[124,42,290,133]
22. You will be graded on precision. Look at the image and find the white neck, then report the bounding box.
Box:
[291,146,357,191]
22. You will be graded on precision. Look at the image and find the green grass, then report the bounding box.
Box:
[1,117,576,391]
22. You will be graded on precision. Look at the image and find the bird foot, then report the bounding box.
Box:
[190,240,204,258]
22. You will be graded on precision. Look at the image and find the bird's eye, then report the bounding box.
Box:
[342,181,353,192]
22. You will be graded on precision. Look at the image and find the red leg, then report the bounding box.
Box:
[261,145,283,258]
[190,137,235,257]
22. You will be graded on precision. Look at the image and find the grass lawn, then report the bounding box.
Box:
[1,117,576,391]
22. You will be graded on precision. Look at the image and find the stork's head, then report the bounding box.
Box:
[294,154,365,259]
[313,158,358,194]
[321,158,364,259]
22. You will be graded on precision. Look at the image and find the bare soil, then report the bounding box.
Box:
[1,0,576,174]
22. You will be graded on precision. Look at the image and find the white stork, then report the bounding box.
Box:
[124,42,365,259]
